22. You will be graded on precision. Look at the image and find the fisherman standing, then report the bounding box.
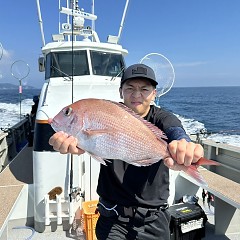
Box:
[49,63,204,240]
[28,95,39,147]
[207,192,214,209]
[202,189,207,204]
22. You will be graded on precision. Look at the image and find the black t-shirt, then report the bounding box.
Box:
[96,105,184,208]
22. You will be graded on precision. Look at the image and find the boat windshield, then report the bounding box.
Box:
[45,50,125,79]
[45,50,89,79]
[90,51,124,77]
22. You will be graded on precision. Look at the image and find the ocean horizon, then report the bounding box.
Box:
[0,86,240,147]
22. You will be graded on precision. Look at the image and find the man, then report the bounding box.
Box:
[49,64,204,240]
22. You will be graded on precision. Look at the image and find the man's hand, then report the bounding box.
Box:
[49,131,85,155]
[164,139,204,168]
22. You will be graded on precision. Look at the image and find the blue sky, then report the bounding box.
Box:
[0,0,240,88]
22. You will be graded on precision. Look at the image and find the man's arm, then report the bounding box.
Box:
[165,126,191,142]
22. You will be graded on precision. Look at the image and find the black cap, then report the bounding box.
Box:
[120,63,158,87]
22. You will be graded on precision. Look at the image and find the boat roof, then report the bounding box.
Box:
[42,41,128,55]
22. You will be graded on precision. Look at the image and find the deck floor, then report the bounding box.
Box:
[7,200,240,240]
[8,227,86,240]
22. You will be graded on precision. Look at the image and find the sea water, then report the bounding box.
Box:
[0,87,240,147]
[156,86,240,147]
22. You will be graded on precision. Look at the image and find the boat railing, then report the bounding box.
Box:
[0,132,8,172]
[191,135,240,184]
[176,135,240,235]
[0,115,33,172]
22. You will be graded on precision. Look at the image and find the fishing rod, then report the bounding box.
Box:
[68,0,84,212]
[190,128,240,136]
[190,128,240,144]
[69,0,75,205]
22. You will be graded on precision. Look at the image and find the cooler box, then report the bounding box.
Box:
[168,202,207,240]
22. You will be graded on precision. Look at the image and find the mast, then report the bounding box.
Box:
[117,0,130,43]
[107,0,130,44]
[36,0,46,47]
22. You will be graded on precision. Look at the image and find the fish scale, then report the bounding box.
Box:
[50,98,168,165]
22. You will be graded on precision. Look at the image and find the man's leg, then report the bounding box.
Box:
[136,210,171,240]
[96,209,171,240]
[96,215,138,240]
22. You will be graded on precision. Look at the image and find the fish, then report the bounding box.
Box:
[48,98,220,186]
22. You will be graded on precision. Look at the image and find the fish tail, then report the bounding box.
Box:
[179,157,220,186]
[184,165,208,186]
[197,157,221,166]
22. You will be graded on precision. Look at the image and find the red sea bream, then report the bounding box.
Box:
[48,98,220,185]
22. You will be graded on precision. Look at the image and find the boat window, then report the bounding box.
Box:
[90,51,125,77]
[45,50,89,79]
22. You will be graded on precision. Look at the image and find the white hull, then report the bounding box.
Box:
[0,0,239,239]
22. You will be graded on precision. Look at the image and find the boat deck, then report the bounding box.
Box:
[6,200,240,240]
[1,148,240,239]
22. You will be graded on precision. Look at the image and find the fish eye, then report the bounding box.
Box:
[63,107,72,116]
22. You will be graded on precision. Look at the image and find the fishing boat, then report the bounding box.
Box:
[0,0,239,239]
[33,0,128,234]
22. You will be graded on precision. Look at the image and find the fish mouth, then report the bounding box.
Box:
[49,119,61,133]
[48,118,53,124]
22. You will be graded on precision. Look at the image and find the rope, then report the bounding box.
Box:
[12,226,36,240]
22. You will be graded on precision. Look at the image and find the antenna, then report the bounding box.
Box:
[60,7,97,20]
[92,0,95,32]
[59,3,97,40]
[0,42,3,61]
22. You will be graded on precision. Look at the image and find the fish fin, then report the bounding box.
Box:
[183,165,208,186]
[196,157,221,166]
[132,158,160,167]
[88,153,110,166]
[109,101,167,140]
[142,120,168,140]
[83,129,115,136]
